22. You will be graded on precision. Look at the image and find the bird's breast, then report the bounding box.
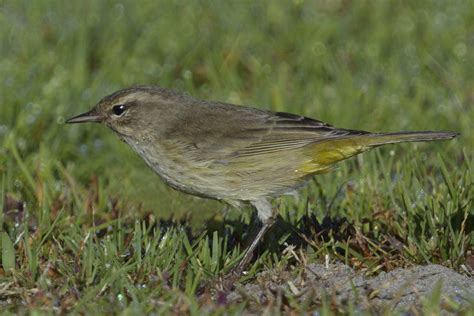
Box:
[122,136,229,199]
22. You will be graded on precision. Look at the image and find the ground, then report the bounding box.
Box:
[0,1,473,314]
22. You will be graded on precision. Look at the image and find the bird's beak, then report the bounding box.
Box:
[66,110,103,124]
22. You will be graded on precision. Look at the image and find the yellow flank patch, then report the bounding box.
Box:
[299,139,366,175]
[299,162,332,174]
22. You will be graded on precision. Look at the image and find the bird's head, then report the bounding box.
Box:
[66,86,183,137]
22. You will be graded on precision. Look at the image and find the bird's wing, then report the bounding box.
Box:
[170,103,369,163]
[231,111,369,158]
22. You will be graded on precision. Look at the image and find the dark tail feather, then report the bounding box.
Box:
[362,131,459,147]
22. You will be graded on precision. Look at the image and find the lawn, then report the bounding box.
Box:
[0,0,472,314]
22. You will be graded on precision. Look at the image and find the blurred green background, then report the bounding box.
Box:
[0,0,472,221]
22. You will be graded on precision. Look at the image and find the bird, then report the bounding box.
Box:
[66,85,458,273]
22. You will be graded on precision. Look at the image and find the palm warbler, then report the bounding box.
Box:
[67,85,458,272]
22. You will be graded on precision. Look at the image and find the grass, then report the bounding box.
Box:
[0,0,473,314]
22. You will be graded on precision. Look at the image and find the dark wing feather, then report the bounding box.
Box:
[232,111,369,158]
[165,100,369,162]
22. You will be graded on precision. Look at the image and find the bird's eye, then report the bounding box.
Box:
[112,104,126,116]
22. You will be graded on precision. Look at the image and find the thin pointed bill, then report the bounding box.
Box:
[66,110,103,124]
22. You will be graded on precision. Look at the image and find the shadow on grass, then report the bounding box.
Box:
[153,212,357,268]
[4,189,471,275]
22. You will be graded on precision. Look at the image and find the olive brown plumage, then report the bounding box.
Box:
[67,85,458,272]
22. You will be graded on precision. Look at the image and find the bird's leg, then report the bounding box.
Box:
[232,198,275,274]
[233,219,275,274]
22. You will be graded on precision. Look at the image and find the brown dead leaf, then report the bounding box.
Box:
[3,193,25,223]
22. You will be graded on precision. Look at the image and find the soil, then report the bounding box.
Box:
[225,263,473,313]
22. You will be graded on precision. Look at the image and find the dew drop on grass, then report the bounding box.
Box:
[417,189,425,200]
[183,69,192,80]
[4,77,13,86]
[17,138,27,151]
[80,144,88,156]
[14,179,23,189]
[25,103,43,125]
[114,3,124,19]
[453,42,467,58]
[94,139,103,150]
[312,42,326,56]
[434,12,447,27]
[54,180,62,192]
[0,125,8,135]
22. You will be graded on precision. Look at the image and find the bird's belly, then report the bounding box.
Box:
[123,137,312,202]
[124,138,237,200]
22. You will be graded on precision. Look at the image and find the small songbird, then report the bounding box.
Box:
[67,85,458,272]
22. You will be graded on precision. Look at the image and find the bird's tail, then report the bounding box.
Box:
[301,131,459,174]
[359,131,459,147]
